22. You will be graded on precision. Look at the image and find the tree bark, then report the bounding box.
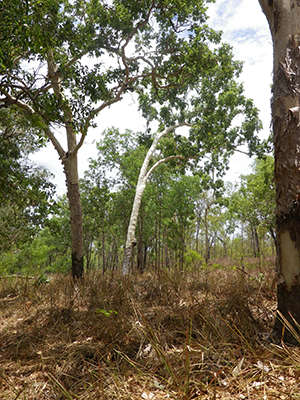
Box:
[259,0,300,343]
[251,225,260,258]
[63,152,84,279]
[45,51,84,279]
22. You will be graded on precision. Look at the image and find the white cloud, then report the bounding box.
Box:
[207,0,273,182]
[208,0,268,37]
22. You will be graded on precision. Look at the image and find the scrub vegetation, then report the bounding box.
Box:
[0,265,299,400]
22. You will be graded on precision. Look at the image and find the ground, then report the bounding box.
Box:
[0,262,299,399]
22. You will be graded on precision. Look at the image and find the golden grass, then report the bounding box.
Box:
[0,265,299,400]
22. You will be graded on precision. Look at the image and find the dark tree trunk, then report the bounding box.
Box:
[259,0,300,343]
[252,226,260,258]
[269,226,279,258]
[137,237,144,272]
[102,230,106,272]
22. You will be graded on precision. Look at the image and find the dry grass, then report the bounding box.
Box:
[0,265,299,400]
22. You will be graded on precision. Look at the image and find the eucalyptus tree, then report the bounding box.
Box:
[122,124,189,273]
[122,51,265,272]
[81,128,150,270]
[80,165,112,270]
[258,0,300,340]
[1,0,236,278]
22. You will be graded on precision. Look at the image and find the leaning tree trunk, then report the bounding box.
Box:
[122,124,187,275]
[259,0,300,342]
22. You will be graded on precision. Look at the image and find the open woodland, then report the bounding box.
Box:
[0,0,300,399]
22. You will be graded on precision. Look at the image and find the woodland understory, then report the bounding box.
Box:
[0,262,299,400]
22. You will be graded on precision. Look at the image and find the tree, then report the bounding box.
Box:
[230,157,276,258]
[122,124,187,274]
[1,0,240,278]
[259,0,300,342]
[121,42,266,272]
[0,109,55,252]
[80,168,111,271]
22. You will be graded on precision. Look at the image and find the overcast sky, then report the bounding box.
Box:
[30,0,273,195]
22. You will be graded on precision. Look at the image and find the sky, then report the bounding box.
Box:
[30,0,273,195]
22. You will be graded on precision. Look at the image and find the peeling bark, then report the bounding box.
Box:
[259,0,300,343]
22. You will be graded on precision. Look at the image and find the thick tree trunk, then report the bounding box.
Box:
[46,51,84,279]
[63,153,84,279]
[259,0,300,343]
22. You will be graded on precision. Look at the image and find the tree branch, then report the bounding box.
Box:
[43,125,66,159]
[0,88,35,114]
[145,155,185,181]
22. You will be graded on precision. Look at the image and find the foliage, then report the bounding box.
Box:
[0,0,266,276]
[228,156,276,256]
[0,227,70,275]
[0,0,244,135]
[0,109,55,252]
[230,157,275,228]
[183,249,204,268]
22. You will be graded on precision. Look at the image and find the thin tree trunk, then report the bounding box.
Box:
[259,0,300,342]
[269,226,279,258]
[204,208,210,263]
[195,217,200,253]
[251,225,260,258]
[154,216,159,271]
[102,230,106,273]
[254,227,260,258]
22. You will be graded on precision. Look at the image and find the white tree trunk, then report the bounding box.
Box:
[122,124,188,275]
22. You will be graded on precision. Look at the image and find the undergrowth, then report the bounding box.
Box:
[0,266,299,399]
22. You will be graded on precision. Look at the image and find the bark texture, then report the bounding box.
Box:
[259,0,300,343]
[46,51,84,279]
[63,153,84,279]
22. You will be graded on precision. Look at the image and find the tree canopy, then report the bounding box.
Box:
[0,109,55,252]
[0,0,265,277]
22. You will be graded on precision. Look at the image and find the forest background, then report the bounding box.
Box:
[0,0,275,275]
[0,1,299,400]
